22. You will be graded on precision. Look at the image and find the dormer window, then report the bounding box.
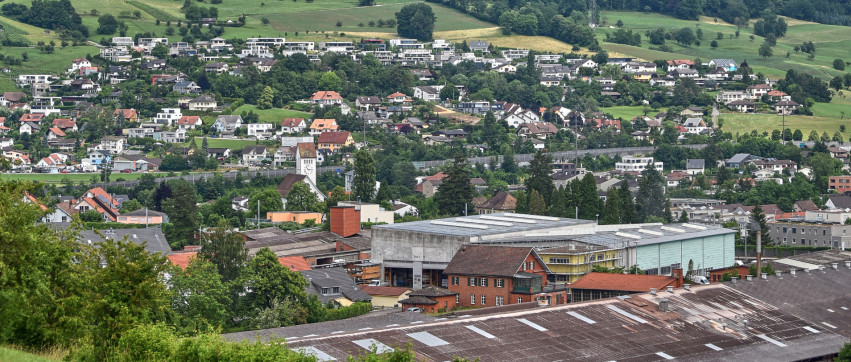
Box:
[321,286,342,295]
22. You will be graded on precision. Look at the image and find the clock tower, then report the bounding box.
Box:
[296,142,317,186]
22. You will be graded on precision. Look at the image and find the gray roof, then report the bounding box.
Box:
[280,284,847,361]
[373,212,594,237]
[215,115,242,125]
[120,209,167,217]
[76,227,171,254]
[727,153,752,164]
[300,267,372,304]
[569,223,737,248]
[686,159,705,169]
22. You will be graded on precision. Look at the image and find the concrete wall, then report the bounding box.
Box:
[372,229,469,289]
[635,233,734,276]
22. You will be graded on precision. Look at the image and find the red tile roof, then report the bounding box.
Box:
[317,131,351,145]
[177,115,202,125]
[51,118,76,129]
[282,118,305,127]
[444,245,542,277]
[278,256,312,271]
[113,108,137,119]
[310,118,338,130]
[569,272,676,292]
[25,192,48,211]
[310,91,343,101]
[167,252,197,270]
[20,113,44,122]
[48,127,65,137]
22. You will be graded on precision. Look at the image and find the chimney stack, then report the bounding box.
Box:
[790,270,796,277]
[658,298,669,312]
[774,271,781,278]
[746,275,753,281]
[672,268,684,287]
[761,272,767,280]
[731,277,738,284]
[845,261,851,268]
[330,206,361,238]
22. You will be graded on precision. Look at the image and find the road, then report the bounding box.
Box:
[85,144,709,189]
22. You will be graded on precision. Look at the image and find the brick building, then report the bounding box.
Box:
[568,272,682,302]
[444,245,568,307]
[829,175,851,194]
[399,285,459,313]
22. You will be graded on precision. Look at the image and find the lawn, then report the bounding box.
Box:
[185,138,264,151]
[719,112,846,137]
[0,46,100,76]
[0,14,63,43]
[234,105,313,123]
[0,346,59,362]
[598,11,851,79]
[0,172,169,184]
[601,105,668,120]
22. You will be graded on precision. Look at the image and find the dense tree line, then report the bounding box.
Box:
[1,0,89,40]
[597,0,851,26]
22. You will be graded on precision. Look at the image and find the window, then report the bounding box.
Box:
[452,276,459,285]
[321,287,329,295]
[495,279,505,288]
[792,228,797,234]
[481,295,487,305]
[496,296,504,306]
[455,295,459,304]
[783,227,787,233]
[517,297,523,304]
[550,258,568,264]
[480,278,488,287]
[468,277,477,287]
[471,294,476,305]
[444,301,448,308]
[332,287,341,294]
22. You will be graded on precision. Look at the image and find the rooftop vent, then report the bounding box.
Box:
[731,276,738,284]
[775,271,781,278]
[666,286,674,293]
[831,262,838,270]
[683,284,691,291]
[746,275,753,281]
[658,298,669,312]
[790,270,796,277]
[761,273,767,280]
[846,261,851,269]
[650,288,657,295]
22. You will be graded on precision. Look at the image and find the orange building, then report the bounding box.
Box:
[330,206,361,237]
[117,209,168,225]
[829,176,851,194]
[267,211,322,224]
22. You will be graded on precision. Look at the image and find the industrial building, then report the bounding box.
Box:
[371,213,595,289]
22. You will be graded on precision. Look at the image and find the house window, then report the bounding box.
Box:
[468,277,477,287]
[496,296,503,306]
[451,276,459,285]
[332,287,341,294]
[526,261,535,270]
[321,287,329,294]
[479,278,488,287]
[550,258,568,264]
[495,279,504,288]
[481,295,487,305]
[471,294,475,305]
[517,297,523,304]
[444,301,448,308]
[456,295,459,304]
[792,228,797,234]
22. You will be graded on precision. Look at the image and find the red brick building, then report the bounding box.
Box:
[399,285,459,313]
[568,272,683,302]
[829,176,851,194]
[444,245,568,308]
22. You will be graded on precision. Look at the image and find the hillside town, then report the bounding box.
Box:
[2,29,851,361]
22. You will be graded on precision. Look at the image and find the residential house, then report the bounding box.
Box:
[112,155,161,172]
[204,62,229,74]
[300,267,371,306]
[310,118,339,135]
[100,136,126,154]
[666,59,694,69]
[683,118,707,134]
[46,127,65,140]
[469,41,489,52]
[117,209,168,225]
[829,176,851,194]
[716,91,746,104]
[187,95,217,111]
[355,96,382,110]
[709,59,738,72]
[173,81,201,94]
[825,195,851,210]
[517,122,558,140]
[73,187,121,221]
[724,153,760,168]
[212,115,242,134]
[432,129,468,139]
[280,118,307,134]
[246,123,275,138]
[242,145,269,165]
[413,86,443,102]
[359,286,412,308]
[386,92,411,103]
[207,147,231,160]
[176,115,203,130]
[727,100,756,113]
[473,191,516,214]
[746,84,772,99]
[615,156,663,172]
[155,108,182,125]
[317,131,354,153]
[310,91,344,106]
[686,159,706,175]
[774,100,800,115]
[445,245,568,307]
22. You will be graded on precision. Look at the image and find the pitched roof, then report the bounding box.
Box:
[48,127,65,137]
[297,142,316,158]
[52,118,76,129]
[568,272,676,292]
[278,256,312,272]
[477,191,516,211]
[408,285,458,297]
[398,295,439,305]
[686,159,705,169]
[281,118,305,127]
[317,131,351,144]
[519,122,558,134]
[167,252,197,270]
[300,266,371,304]
[310,90,343,101]
[310,118,338,130]
[444,245,541,277]
[277,173,307,197]
[176,115,201,125]
[242,145,267,154]
[113,109,137,119]
[794,200,818,211]
[828,195,851,209]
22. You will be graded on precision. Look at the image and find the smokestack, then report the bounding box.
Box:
[755,230,762,278]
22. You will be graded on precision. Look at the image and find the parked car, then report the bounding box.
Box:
[405,307,422,313]
[121,169,132,173]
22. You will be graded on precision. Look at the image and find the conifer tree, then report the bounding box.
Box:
[435,154,474,216]
[601,188,621,224]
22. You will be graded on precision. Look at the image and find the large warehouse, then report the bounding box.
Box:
[371,213,595,289]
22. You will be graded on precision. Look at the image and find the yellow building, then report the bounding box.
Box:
[267,211,323,224]
[357,286,411,308]
[538,244,621,284]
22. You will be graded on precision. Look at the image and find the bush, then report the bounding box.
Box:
[834,59,846,71]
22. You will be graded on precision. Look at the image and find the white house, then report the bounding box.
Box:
[615,156,663,172]
[155,108,182,126]
[246,123,275,139]
[212,115,243,133]
[413,85,443,102]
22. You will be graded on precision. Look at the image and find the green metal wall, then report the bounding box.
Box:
[635,233,735,275]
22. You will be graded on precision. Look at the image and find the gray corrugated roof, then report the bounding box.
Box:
[373,213,594,237]
[570,223,737,248]
[77,227,171,254]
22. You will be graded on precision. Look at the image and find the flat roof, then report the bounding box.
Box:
[570,223,737,248]
[373,213,594,238]
[280,284,847,361]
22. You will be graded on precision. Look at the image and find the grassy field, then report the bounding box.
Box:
[234,105,313,123]
[0,46,99,75]
[0,14,63,43]
[0,346,60,361]
[601,105,669,120]
[185,138,263,151]
[0,172,169,184]
[598,11,851,79]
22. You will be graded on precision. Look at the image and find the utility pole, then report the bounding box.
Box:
[256,200,260,229]
[780,113,787,145]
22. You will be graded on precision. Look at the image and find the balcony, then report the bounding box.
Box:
[512,272,542,294]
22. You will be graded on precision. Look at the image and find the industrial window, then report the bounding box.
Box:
[480,278,488,287]
[468,277,477,287]
[661,266,672,275]
[471,294,476,305]
[550,258,568,264]
[481,295,486,305]
[495,279,505,288]
[792,228,797,234]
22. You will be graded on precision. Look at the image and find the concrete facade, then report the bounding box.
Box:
[768,221,851,249]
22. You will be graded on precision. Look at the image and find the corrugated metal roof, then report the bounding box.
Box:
[373,212,593,237]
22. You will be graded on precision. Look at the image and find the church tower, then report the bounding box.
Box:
[296,142,317,186]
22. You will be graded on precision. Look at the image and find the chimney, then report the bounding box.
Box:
[330,206,360,238]
[650,288,657,295]
[731,276,738,284]
[672,268,684,287]
[666,285,674,293]
[818,265,825,272]
[746,275,753,281]
[658,298,669,312]
[831,262,838,270]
